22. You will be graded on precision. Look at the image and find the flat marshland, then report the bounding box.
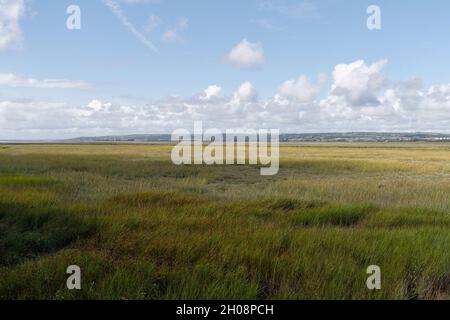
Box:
[0,143,450,299]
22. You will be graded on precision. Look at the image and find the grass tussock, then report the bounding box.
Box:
[0,175,57,188]
[111,191,205,209]
[290,204,376,227]
[0,201,97,266]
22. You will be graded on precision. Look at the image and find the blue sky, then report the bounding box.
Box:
[2,0,450,139]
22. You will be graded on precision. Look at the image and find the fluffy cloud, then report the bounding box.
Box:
[0,0,25,51]
[331,59,387,105]
[0,73,89,89]
[234,82,258,102]
[4,59,450,138]
[278,75,320,102]
[201,85,222,100]
[226,39,265,68]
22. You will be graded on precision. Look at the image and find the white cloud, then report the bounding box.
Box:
[227,82,259,115]
[87,100,112,112]
[226,39,265,68]
[331,59,387,105]
[5,59,450,138]
[103,0,158,52]
[234,81,258,102]
[201,85,222,100]
[0,73,89,89]
[279,75,320,102]
[0,0,25,51]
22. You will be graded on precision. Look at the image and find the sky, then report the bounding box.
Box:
[1,0,450,139]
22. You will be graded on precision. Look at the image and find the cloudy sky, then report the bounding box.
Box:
[2,0,450,139]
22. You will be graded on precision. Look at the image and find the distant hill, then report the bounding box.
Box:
[280,132,450,142]
[65,134,172,143]
[66,132,450,143]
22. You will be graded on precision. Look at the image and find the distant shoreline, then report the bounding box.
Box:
[2,132,450,144]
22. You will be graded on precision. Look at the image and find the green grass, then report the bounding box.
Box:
[0,143,450,300]
[290,204,375,227]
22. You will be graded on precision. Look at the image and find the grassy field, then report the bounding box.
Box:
[0,143,450,300]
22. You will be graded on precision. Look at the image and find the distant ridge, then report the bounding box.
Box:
[66,134,171,143]
[3,132,450,144]
[65,132,450,143]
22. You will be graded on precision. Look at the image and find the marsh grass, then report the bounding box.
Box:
[0,143,450,299]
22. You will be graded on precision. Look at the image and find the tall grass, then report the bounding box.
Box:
[0,143,450,299]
